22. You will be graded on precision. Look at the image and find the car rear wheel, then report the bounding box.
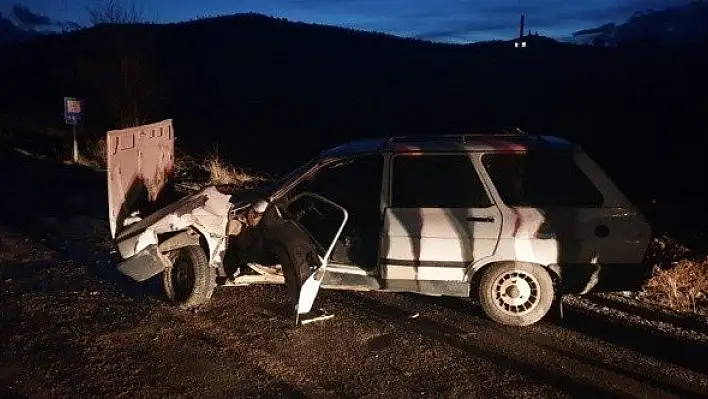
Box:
[478,262,554,327]
[163,245,216,311]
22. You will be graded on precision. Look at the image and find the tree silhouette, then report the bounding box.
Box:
[83,0,163,129]
[87,0,143,25]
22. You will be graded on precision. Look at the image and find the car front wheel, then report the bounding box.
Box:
[163,245,216,311]
[478,262,555,327]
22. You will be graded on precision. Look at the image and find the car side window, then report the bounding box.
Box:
[391,154,492,208]
[482,152,604,207]
[291,155,383,208]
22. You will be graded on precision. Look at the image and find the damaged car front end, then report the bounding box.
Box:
[107,120,347,321]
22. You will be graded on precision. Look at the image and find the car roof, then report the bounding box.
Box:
[320,133,579,157]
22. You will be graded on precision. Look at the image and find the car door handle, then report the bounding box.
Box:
[466,216,495,223]
[536,232,556,239]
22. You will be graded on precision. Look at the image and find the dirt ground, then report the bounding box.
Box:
[2,147,708,398]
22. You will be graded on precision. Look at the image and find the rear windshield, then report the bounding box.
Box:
[482,151,604,207]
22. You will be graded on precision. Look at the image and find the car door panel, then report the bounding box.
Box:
[380,153,502,281]
[280,193,348,318]
[381,207,501,263]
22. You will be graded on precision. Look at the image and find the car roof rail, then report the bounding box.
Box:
[387,128,528,148]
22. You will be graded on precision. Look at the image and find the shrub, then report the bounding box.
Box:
[171,146,267,193]
[640,235,708,312]
[203,153,265,187]
[642,256,708,312]
[77,136,108,169]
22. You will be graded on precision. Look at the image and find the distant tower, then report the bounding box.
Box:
[515,14,528,48]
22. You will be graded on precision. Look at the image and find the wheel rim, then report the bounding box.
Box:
[171,256,195,302]
[491,270,540,316]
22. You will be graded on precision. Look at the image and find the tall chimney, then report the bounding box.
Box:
[519,14,525,38]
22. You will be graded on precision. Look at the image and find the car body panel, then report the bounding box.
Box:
[380,207,502,280]
[115,186,234,274]
[106,119,175,239]
[472,147,652,292]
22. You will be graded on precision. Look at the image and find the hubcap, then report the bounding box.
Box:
[506,285,521,298]
[492,270,540,316]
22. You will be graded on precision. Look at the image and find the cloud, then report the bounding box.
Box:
[241,0,623,41]
[11,3,52,26]
[58,21,82,31]
[411,18,519,42]
[167,0,693,43]
[403,0,689,42]
[7,3,81,33]
[0,10,41,45]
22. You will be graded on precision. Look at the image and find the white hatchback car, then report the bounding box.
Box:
[108,125,652,327]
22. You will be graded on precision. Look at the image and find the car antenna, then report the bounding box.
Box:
[511,126,526,135]
[509,126,545,143]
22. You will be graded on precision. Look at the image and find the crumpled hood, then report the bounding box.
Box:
[115,187,210,242]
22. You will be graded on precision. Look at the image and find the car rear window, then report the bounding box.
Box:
[482,151,604,207]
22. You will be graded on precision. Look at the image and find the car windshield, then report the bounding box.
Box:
[258,157,325,199]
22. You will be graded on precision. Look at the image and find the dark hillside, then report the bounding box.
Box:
[0,13,706,205]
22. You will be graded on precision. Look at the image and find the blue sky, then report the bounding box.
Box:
[0,0,688,43]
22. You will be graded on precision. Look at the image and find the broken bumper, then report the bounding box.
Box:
[117,244,170,282]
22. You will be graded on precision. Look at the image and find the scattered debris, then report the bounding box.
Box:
[644,234,696,268]
[298,309,335,325]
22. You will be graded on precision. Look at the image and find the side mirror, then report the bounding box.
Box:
[252,198,269,213]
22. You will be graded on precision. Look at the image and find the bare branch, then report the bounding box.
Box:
[87,0,143,25]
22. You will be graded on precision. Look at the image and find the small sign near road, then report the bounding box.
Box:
[63,97,83,162]
[64,97,83,125]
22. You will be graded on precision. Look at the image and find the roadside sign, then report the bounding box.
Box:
[64,97,83,125]
[64,97,84,162]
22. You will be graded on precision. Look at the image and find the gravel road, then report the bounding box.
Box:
[1,147,707,398]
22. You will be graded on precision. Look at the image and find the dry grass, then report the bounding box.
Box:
[642,257,708,312]
[172,143,207,191]
[202,153,265,187]
[640,235,708,312]
[75,136,108,170]
[66,136,266,193]
[1,116,267,193]
[171,146,268,193]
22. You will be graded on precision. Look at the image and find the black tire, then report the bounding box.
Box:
[478,262,555,327]
[163,245,216,311]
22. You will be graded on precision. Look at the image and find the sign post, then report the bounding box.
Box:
[63,97,83,162]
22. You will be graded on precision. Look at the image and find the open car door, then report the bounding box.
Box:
[280,192,348,324]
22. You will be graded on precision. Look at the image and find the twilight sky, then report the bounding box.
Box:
[0,0,687,43]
